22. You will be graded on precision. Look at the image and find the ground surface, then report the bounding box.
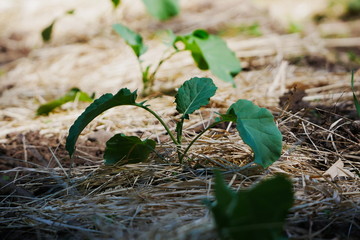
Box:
[0,0,360,239]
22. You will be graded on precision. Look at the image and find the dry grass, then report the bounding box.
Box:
[1,0,360,239]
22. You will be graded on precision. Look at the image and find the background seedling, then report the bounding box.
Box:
[37,88,94,116]
[66,77,282,168]
[113,24,241,96]
[42,0,179,43]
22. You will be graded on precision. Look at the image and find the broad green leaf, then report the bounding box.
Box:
[208,173,293,240]
[112,24,147,57]
[111,0,121,9]
[351,70,360,117]
[142,0,180,20]
[37,88,93,116]
[175,30,241,85]
[66,88,139,157]
[175,77,217,119]
[226,100,282,168]
[41,20,55,42]
[104,133,156,165]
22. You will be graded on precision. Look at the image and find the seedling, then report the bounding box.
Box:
[113,24,241,96]
[206,171,293,240]
[37,88,94,116]
[66,77,282,168]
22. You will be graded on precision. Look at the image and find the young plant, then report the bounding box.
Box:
[206,171,294,240]
[37,88,94,116]
[66,77,282,168]
[112,24,241,96]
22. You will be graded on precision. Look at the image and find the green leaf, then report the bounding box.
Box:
[66,9,75,15]
[226,100,282,168]
[37,88,93,116]
[142,0,180,20]
[104,133,156,165]
[204,170,236,233]
[111,0,121,9]
[41,20,55,42]
[175,30,241,85]
[112,24,147,57]
[66,88,139,157]
[175,77,217,119]
[351,70,360,117]
[208,173,293,240]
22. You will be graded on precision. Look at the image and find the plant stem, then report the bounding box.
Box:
[138,104,178,146]
[142,49,182,96]
[179,120,226,163]
[176,118,184,161]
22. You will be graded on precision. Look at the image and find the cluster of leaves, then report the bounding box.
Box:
[113,24,241,95]
[37,88,94,116]
[66,77,282,168]
[206,172,294,240]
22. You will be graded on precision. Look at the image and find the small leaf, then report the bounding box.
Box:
[175,77,217,119]
[66,9,75,15]
[351,70,360,117]
[175,30,241,85]
[142,0,180,20]
[111,0,121,9]
[66,88,139,157]
[208,173,293,240]
[112,24,147,57]
[41,20,56,42]
[37,88,93,116]
[104,133,156,165]
[226,100,282,168]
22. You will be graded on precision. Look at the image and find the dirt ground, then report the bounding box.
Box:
[1,0,360,239]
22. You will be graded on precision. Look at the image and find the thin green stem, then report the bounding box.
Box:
[179,120,226,163]
[138,104,178,146]
[148,49,181,82]
[176,118,185,162]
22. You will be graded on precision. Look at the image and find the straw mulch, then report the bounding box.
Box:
[1,0,360,239]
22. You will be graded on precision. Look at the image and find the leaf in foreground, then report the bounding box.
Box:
[175,30,241,85]
[104,134,156,165]
[37,88,93,116]
[142,0,180,20]
[175,77,217,119]
[66,88,139,157]
[112,24,147,57]
[207,172,293,240]
[226,100,282,168]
